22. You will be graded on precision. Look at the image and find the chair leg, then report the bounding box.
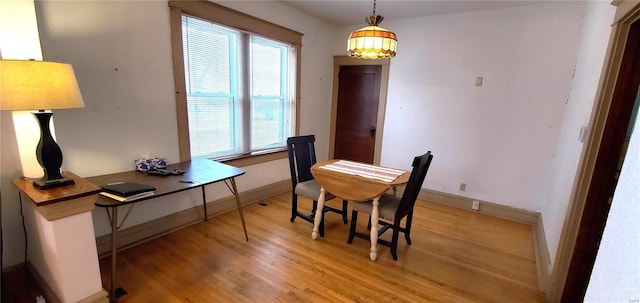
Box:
[341,200,348,224]
[404,230,412,245]
[391,222,401,261]
[319,211,325,238]
[290,192,329,237]
[290,193,298,222]
[405,209,414,245]
[347,210,358,243]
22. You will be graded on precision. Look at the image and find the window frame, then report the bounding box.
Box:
[168,0,302,165]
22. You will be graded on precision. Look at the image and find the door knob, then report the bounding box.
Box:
[370,127,376,138]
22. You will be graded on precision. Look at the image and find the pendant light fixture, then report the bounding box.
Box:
[347,0,397,59]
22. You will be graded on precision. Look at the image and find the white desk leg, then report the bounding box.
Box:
[311,187,326,240]
[370,197,380,261]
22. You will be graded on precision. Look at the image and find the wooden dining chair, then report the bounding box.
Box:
[287,135,348,237]
[347,151,433,260]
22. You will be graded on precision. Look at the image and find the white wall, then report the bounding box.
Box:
[36,0,180,176]
[539,1,616,266]
[585,92,640,301]
[337,2,587,212]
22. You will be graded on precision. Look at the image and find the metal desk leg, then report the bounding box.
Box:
[201,186,208,221]
[106,206,129,302]
[110,207,117,302]
[225,177,248,241]
[312,187,326,240]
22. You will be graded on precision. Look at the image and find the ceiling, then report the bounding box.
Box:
[280,0,544,27]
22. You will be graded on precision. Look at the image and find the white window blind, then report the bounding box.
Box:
[181,15,295,160]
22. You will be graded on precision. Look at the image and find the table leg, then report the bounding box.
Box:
[312,187,326,240]
[370,197,380,261]
[110,207,118,302]
[226,178,249,241]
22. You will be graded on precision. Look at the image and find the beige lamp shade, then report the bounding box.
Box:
[0,60,84,111]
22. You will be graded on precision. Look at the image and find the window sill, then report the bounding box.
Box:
[216,149,288,168]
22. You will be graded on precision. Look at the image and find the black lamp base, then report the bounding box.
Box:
[33,177,75,189]
[32,111,74,190]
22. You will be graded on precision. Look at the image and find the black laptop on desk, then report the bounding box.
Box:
[100,182,156,196]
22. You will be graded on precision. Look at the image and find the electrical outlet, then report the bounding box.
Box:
[459,182,467,191]
[472,201,480,211]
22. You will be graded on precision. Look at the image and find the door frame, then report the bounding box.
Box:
[329,56,390,164]
[548,2,640,301]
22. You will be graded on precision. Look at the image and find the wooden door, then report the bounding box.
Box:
[334,65,382,164]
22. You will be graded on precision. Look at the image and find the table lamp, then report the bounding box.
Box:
[0,60,85,189]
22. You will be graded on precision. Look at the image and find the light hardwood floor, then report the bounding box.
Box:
[99,192,546,302]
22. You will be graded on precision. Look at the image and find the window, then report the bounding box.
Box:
[169,1,301,162]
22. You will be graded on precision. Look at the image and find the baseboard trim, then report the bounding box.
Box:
[418,188,539,225]
[78,289,109,303]
[533,214,552,294]
[96,179,290,257]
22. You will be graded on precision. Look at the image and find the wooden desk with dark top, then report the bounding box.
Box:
[87,158,248,302]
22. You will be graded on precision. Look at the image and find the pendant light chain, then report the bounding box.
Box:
[372,0,377,16]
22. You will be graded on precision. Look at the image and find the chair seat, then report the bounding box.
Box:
[352,193,400,222]
[295,180,336,201]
